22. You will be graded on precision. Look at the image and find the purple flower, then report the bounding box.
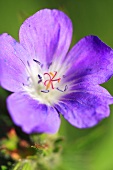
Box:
[0,9,113,134]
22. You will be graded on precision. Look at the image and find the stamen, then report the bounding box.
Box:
[22,82,29,87]
[50,72,54,77]
[48,62,52,69]
[27,60,30,67]
[38,80,42,84]
[33,59,43,68]
[63,75,66,78]
[41,90,49,93]
[33,59,41,64]
[38,74,42,79]
[38,74,42,84]
[27,76,30,81]
[56,85,68,92]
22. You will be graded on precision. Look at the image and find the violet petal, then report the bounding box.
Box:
[19,9,72,69]
[55,83,113,128]
[7,92,61,134]
[65,35,113,85]
[0,33,29,92]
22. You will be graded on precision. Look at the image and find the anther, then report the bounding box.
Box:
[27,60,30,67]
[27,76,30,81]
[33,59,41,65]
[48,62,52,69]
[41,90,49,93]
[63,75,66,78]
[38,74,42,79]
[38,74,42,84]
[33,59,43,68]
[22,82,29,87]
[56,85,68,92]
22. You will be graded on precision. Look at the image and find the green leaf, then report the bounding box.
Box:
[1,166,8,170]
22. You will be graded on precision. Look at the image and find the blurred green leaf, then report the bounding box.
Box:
[12,160,34,170]
[1,165,8,170]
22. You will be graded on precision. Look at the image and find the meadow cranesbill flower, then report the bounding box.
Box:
[0,9,113,134]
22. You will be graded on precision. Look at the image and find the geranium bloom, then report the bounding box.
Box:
[0,9,113,134]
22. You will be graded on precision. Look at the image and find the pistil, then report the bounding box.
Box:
[44,71,61,90]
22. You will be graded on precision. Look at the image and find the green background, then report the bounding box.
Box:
[0,0,113,170]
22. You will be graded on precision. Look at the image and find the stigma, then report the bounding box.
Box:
[44,71,61,90]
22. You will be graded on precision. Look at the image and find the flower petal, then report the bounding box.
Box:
[19,9,72,69]
[55,83,113,128]
[7,92,61,134]
[0,33,29,92]
[65,36,113,85]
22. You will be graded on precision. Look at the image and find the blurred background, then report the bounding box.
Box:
[0,0,113,170]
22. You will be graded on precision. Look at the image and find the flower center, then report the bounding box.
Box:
[24,59,68,105]
[38,71,61,93]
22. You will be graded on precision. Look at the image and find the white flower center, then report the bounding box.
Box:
[23,59,68,106]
